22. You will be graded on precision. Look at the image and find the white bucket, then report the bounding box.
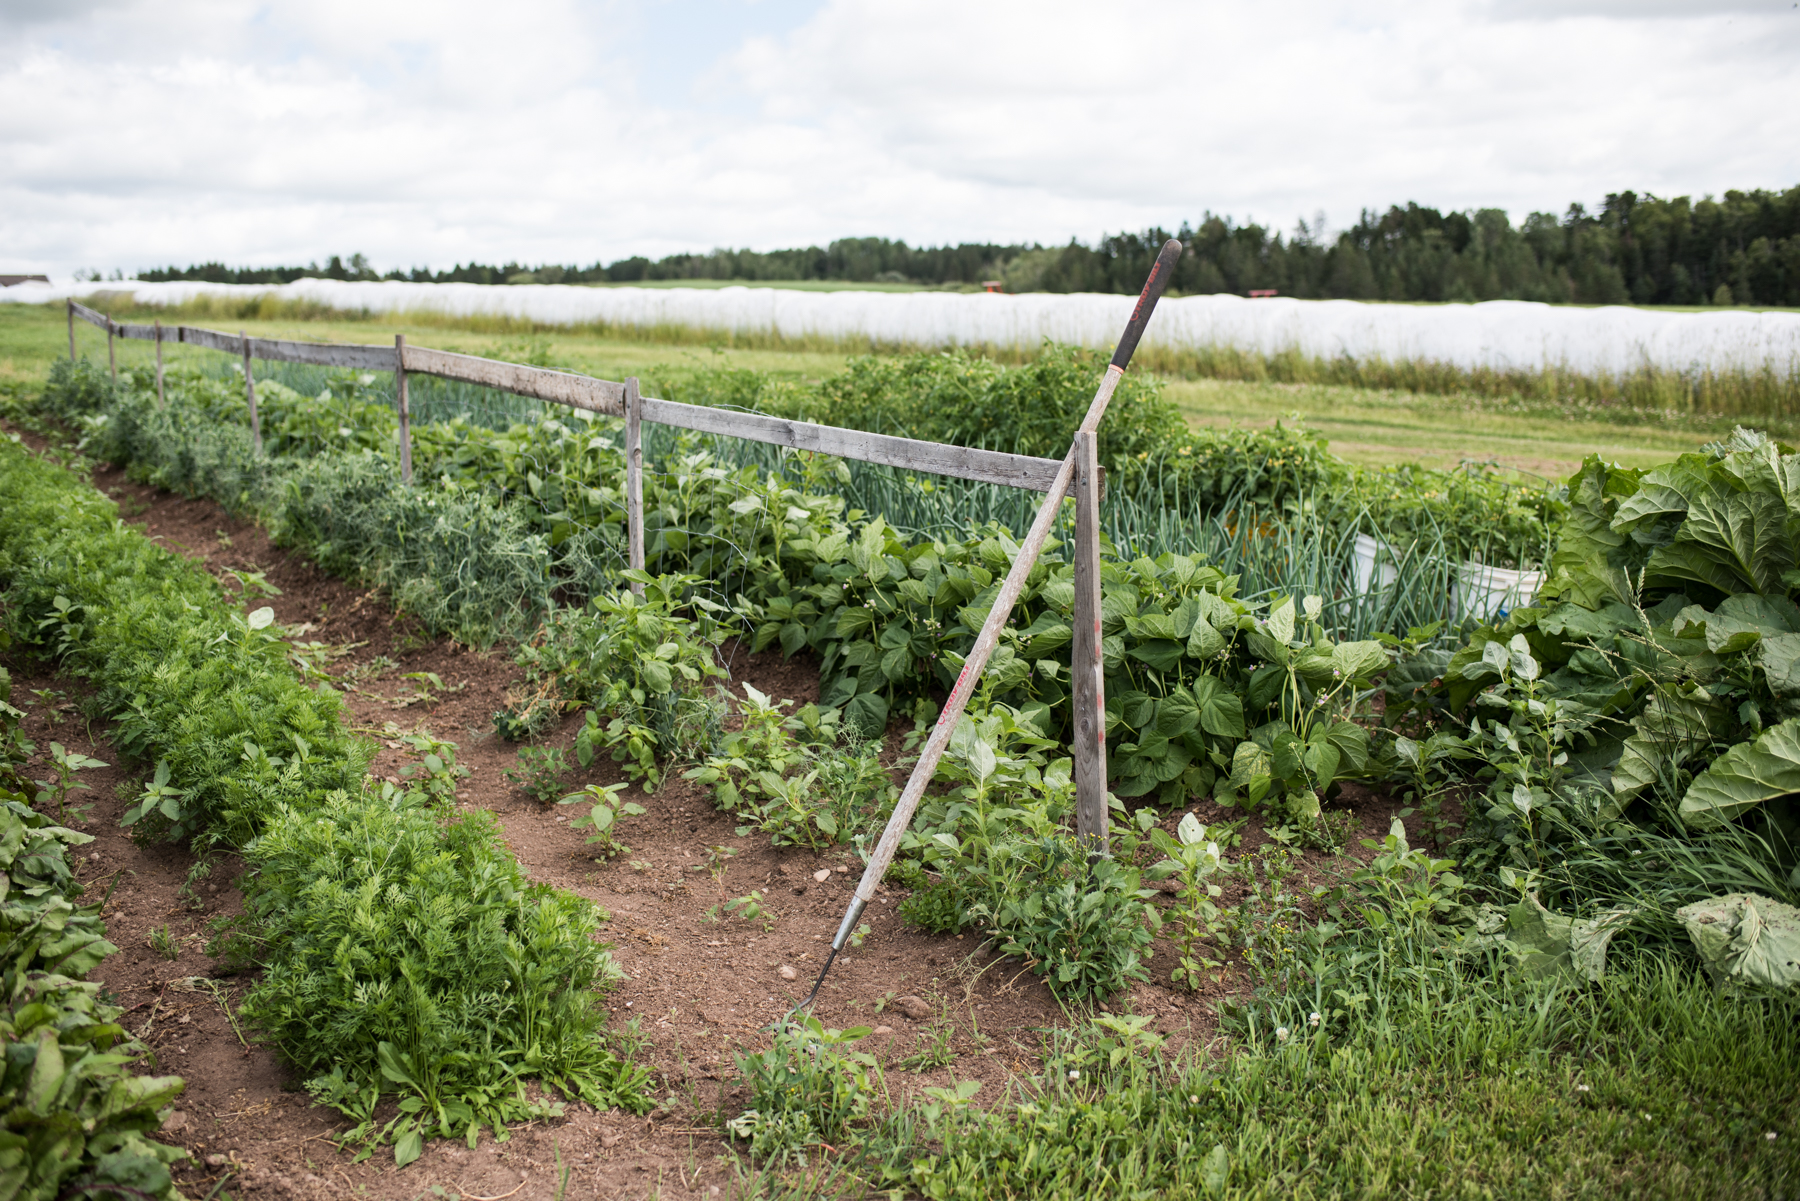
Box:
[1454,561,1545,621]
[1351,533,1400,595]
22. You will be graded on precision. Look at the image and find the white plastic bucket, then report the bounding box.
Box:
[1351,533,1400,595]
[1454,561,1545,621]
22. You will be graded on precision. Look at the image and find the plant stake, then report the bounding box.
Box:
[790,239,1184,1016]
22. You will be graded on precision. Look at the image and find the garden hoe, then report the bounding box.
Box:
[787,237,1185,1021]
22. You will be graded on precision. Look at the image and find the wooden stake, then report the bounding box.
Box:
[67,302,75,361]
[108,317,116,382]
[241,330,261,455]
[1072,429,1109,859]
[625,376,645,592]
[154,320,165,408]
[395,335,413,484]
[812,239,1184,981]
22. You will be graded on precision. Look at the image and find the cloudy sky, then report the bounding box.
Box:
[3,0,1796,276]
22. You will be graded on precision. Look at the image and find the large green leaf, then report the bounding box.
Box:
[1679,716,1800,828]
[1331,640,1390,682]
[1190,675,1245,739]
[1539,456,1644,609]
[1608,684,1727,815]
[1676,892,1800,992]
[1650,489,1795,597]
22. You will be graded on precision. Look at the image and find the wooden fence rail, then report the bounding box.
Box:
[63,272,1167,865]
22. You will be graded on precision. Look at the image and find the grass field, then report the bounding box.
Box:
[0,299,1751,479]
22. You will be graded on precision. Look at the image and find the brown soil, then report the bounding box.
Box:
[4,459,1424,1200]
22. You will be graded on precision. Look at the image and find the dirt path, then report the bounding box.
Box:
[5,459,1420,1199]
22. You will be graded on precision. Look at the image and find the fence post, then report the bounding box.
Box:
[1071,429,1109,859]
[625,375,645,593]
[395,335,413,484]
[154,320,165,408]
[67,302,75,361]
[107,317,116,382]
[241,330,262,455]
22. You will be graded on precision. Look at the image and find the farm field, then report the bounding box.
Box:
[0,302,1748,475]
[1,307,1798,1200]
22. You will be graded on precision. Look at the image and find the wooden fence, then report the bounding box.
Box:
[66,296,1118,854]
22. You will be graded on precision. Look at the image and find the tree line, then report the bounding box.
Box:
[139,186,1800,307]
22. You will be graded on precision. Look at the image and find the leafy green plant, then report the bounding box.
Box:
[558,782,646,859]
[987,845,1160,1000]
[506,745,570,805]
[148,924,181,961]
[729,1017,881,1166]
[120,759,187,836]
[896,1015,958,1073]
[0,793,189,1201]
[1147,813,1228,989]
[395,730,472,807]
[33,740,107,823]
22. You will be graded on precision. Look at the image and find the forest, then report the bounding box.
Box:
[138,186,1800,306]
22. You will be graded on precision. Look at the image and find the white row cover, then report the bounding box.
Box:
[9,277,1798,377]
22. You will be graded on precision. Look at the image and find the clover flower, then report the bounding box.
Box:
[1308,1011,1321,1028]
[1275,1026,1290,1042]
[1068,1069,1080,1081]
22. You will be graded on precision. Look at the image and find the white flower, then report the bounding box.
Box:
[1768,1132,1779,1141]
[1308,1012,1321,1027]
[1275,1026,1290,1042]
[1576,1085,1590,1092]
[1068,1069,1079,1081]
[1188,1095,1199,1104]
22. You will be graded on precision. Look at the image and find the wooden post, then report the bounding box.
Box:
[107,317,116,382]
[1072,429,1109,859]
[241,330,262,455]
[624,375,645,592]
[395,335,413,484]
[154,320,165,408]
[67,302,75,361]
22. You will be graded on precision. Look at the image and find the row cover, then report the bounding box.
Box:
[8,278,1799,377]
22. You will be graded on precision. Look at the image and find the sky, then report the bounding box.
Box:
[2,0,1797,277]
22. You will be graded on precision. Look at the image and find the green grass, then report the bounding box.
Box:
[1167,376,1740,479]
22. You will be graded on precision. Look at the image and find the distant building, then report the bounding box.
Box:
[0,275,50,287]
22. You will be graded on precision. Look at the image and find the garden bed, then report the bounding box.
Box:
[1,445,1417,1198]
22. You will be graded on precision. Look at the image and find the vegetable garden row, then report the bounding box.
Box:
[2,340,1798,1196]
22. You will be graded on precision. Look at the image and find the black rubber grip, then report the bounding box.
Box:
[1109,239,1183,371]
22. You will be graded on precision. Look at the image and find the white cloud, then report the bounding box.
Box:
[1,0,1794,275]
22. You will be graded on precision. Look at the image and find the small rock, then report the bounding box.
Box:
[161,1110,188,1132]
[778,964,798,981]
[204,1154,229,1168]
[834,865,849,874]
[812,869,831,883]
[892,995,932,1020]
[600,1130,621,1149]
[872,1025,894,1036]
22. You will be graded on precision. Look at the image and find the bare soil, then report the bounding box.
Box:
[3,461,1424,1200]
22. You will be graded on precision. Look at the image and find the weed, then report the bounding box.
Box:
[393,730,471,806]
[506,744,570,805]
[149,924,181,961]
[724,891,775,932]
[558,782,646,859]
[729,1017,881,1167]
[896,1016,958,1073]
[34,740,107,822]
